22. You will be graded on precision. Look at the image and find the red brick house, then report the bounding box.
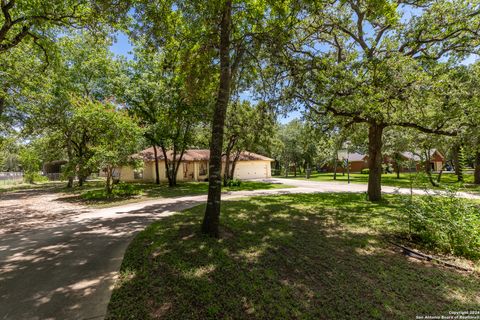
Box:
[322,151,369,173]
[322,149,445,173]
[394,150,445,172]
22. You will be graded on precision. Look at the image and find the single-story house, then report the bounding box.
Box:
[118,148,273,182]
[396,150,445,172]
[321,149,445,173]
[322,150,369,173]
[42,160,68,180]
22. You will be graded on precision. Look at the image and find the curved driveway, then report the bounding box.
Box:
[0,179,478,319]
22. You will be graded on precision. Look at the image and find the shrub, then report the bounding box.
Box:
[81,183,141,200]
[227,179,242,187]
[24,172,48,184]
[360,168,370,174]
[115,182,141,196]
[402,188,480,259]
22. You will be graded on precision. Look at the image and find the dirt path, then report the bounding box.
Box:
[0,188,90,235]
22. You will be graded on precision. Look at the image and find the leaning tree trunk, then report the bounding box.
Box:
[202,0,232,238]
[436,168,443,183]
[229,152,240,180]
[367,123,384,201]
[474,151,480,185]
[153,145,160,184]
[160,145,174,187]
[172,149,186,187]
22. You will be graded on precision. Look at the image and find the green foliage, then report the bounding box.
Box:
[18,147,41,183]
[81,182,142,200]
[70,98,143,193]
[0,137,21,171]
[274,119,321,174]
[403,189,480,259]
[361,168,370,174]
[226,179,241,187]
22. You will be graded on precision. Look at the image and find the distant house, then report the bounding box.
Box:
[322,150,369,173]
[321,149,445,173]
[118,148,273,182]
[42,160,68,180]
[396,149,445,172]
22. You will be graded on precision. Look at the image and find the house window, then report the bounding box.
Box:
[199,162,207,176]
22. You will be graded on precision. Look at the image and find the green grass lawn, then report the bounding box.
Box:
[107,193,480,320]
[0,180,65,193]
[55,180,291,207]
[282,172,480,193]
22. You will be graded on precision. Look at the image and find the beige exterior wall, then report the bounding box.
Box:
[233,160,271,179]
[143,161,169,182]
[119,166,135,181]
[143,160,199,182]
[128,159,272,183]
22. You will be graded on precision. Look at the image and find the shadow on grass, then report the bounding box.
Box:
[107,193,480,320]
[53,181,287,207]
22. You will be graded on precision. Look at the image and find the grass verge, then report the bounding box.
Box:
[282,172,480,194]
[107,193,480,320]
[56,180,292,207]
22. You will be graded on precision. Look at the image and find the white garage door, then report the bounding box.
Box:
[234,161,268,179]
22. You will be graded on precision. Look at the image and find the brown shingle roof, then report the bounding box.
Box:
[135,148,273,162]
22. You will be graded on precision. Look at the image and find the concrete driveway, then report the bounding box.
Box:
[264,177,480,200]
[0,179,477,319]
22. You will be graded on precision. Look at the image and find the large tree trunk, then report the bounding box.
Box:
[367,123,384,201]
[153,145,160,184]
[474,151,480,185]
[202,0,232,237]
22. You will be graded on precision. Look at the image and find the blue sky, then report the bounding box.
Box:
[110,32,133,59]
